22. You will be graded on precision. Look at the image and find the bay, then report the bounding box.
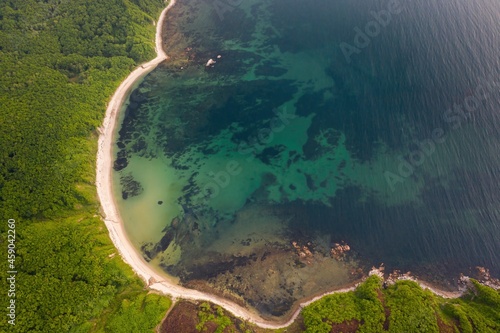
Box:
[112,0,500,316]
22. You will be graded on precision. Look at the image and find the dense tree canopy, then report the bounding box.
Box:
[0,0,164,221]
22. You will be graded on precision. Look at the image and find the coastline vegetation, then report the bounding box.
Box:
[0,0,170,332]
[302,276,499,333]
[164,277,499,333]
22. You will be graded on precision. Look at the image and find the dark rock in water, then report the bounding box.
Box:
[131,137,147,153]
[157,229,175,252]
[120,174,143,200]
[140,242,154,262]
[171,211,205,246]
[171,216,179,229]
[129,89,147,103]
[162,217,179,232]
[127,102,138,110]
[142,229,175,261]
[260,251,271,261]
[123,103,138,119]
[256,145,286,165]
[178,255,251,281]
[114,158,129,172]
[113,150,129,171]
[114,157,128,172]
[305,174,317,190]
[158,200,163,205]
[241,238,251,246]
[255,61,288,77]
[261,172,277,186]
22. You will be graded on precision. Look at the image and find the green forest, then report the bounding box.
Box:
[0,0,499,332]
[0,0,171,332]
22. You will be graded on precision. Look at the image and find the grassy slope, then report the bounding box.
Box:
[0,0,171,332]
[301,276,499,333]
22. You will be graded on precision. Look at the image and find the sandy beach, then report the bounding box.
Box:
[95,0,463,329]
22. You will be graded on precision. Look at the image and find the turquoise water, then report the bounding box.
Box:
[113,0,500,316]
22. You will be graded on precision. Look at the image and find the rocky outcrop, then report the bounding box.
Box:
[330,241,351,261]
[291,241,314,265]
[474,266,500,290]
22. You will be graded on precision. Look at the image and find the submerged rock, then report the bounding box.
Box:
[141,228,175,261]
[113,150,129,171]
[330,241,351,261]
[120,174,143,199]
[205,58,216,67]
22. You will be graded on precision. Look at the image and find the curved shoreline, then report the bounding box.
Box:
[95,1,463,329]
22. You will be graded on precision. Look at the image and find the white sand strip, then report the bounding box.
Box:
[96,0,463,329]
